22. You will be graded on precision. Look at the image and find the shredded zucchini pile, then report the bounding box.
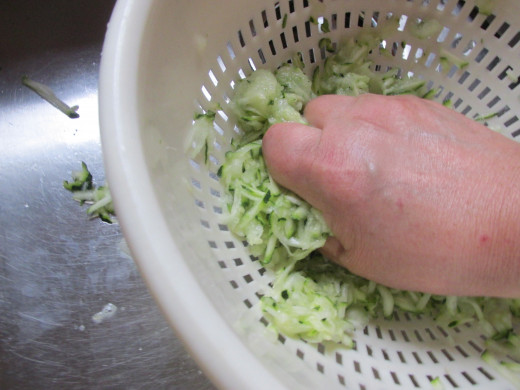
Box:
[187,29,519,382]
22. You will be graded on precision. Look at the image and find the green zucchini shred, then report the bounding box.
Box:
[64,162,115,223]
[187,29,520,385]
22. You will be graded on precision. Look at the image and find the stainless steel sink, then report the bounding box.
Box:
[0,1,215,388]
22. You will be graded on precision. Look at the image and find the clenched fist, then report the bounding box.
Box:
[263,94,520,298]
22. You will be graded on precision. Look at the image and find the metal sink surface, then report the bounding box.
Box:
[0,1,215,388]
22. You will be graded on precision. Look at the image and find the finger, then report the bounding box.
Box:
[305,94,447,136]
[321,234,363,270]
[319,236,347,262]
[262,122,323,206]
[303,94,402,130]
[304,94,356,129]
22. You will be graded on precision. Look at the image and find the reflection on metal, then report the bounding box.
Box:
[0,1,215,388]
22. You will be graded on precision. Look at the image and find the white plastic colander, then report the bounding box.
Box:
[100,0,520,389]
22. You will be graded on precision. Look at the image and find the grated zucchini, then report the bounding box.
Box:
[187,30,520,385]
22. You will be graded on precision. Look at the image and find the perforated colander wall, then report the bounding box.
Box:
[185,0,519,388]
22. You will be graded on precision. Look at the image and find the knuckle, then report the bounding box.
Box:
[311,142,372,206]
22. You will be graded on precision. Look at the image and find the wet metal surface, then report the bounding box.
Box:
[0,1,215,388]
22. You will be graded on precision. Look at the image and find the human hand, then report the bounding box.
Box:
[262,94,520,298]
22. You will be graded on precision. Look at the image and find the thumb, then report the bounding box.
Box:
[262,122,322,205]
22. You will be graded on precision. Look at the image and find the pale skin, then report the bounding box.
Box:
[262,94,520,298]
